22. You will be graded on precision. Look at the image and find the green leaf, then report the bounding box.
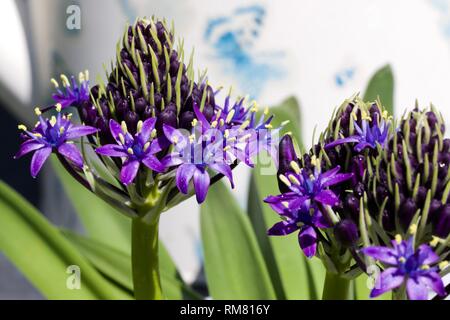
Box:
[0,180,131,299]
[62,230,202,300]
[353,274,391,300]
[248,96,325,299]
[363,64,394,115]
[201,181,276,299]
[52,158,131,253]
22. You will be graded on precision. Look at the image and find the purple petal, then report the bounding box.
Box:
[406,277,429,300]
[142,155,165,172]
[148,139,162,154]
[370,267,404,298]
[417,244,440,265]
[312,209,332,228]
[319,166,341,182]
[120,160,140,185]
[361,246,397,265]
[163,124,188,149]
[193,168,211,203]
[30,147,52,178]
[325,137,360,149]
[264,193,308,216]
[139,118,156,142]
[162,154,185,168]
[95,144,126,157]
[65,125,98,139]
[15,141,45,159]
[193,104,211,130]
[314,189,340,206]
[268,220,299,236]
[109,119,124,143]
[58,143,83,168]
[298,225,317,258]
[209,163,234,188]
[176,164,196,194]
[322,173,353,188]
[418,272,446,297]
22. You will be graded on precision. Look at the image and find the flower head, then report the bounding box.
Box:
[15,105,97,177]
[96,118,164,185]
[51,71,90,109]
[265,161,352,257]
[362,236,447,300]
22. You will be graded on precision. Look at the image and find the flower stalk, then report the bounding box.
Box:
[322,272,351,300]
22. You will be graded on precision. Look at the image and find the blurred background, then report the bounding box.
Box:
[1,0,450,298]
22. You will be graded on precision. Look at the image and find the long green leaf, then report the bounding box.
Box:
[248,97,325,299]
[62,230,202,299]
[363,64,394,115]
[201,181,276,299]
[0,181,131,299]
[52,158,131,253]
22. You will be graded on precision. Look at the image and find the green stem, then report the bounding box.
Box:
[131,216,163,300]
[322,272,351,300]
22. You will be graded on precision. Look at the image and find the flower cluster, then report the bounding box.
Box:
[16,17,282,223]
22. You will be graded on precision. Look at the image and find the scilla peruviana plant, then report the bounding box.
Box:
[15,17,283,300]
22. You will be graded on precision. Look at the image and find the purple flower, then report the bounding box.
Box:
[96,118,164,185]
[162,124,234,203]
[325,118,389,152]
[264,164,352,257]
[361,236,447,300]
[51,72,90,109]
[15,106,97,177]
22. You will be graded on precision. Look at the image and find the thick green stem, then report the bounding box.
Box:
[132,216,163,300]
[322,272,351,300]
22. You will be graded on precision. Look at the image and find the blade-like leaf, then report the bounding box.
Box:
[52,158,131,253]
[0,180,131,299]
[363,64,394,115]
[249,97,325,299]
[201,181,276,299]
[62,230,202,300]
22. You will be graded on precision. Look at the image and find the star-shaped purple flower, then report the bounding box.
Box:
[264,164,353,257]
[162,123,234,203]
[15,108,97,177]
[51,72,90,109]
[325,118,389,152]
[361,237,447,300]
[96,118,164,185]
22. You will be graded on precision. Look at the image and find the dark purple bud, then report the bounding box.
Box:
[142,105,155,120]
[334,219,359,248]
[277,135,297,193]
[125,111,139,134]
[344,194,360,221]
[435,205,450,238]
[202,105,215,122]
[135,97,147,114]
[399,198,417,229]
[158,108,177,129]
[179,111,195,130]
[116,99,129,118]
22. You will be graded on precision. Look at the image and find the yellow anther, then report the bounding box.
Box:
[118,133,125,145]
[409,223,418,235]
[439,261,449,270]
[290,161,301,174]
[281,201,289,208]
[227,137,237,143]
[35,122,40,128]
[211,120,218,128]
[310,155,320,168]
[250,105,258,113]
[189,134,195,143]
[18,124,27,131]
[60,74,70,87]
[151,129,157,138]
[67,113,73,119]
[173,136,179,144]
[279,174,292,187]
[127,148,134,155]
[121,121,128,133]
[191,119,198,127]
[137,120,143,133]
[239,120,250,131]
[143,142,150,152]
[430,236,441,247]
[264,107,269,115]
[33,133,42,138]
[84,70,89,81]
[223,146,231,152]
[265,124,273,129]
[361,110,372,121]
[395,234,402,244]
[288,174,300,185]
[226,109,235,123]
[398,257,406,263]
[78,72,85,83]
[50,78,59,88]
[240,133,252,141]
[59,127,65,134]
[285,131,292,136]
[224,129,230,139]
[421,264,430,270]
[34,107,42,116]
[55,103,62,112]
[382,110,389,119]
[49,116,57,127]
